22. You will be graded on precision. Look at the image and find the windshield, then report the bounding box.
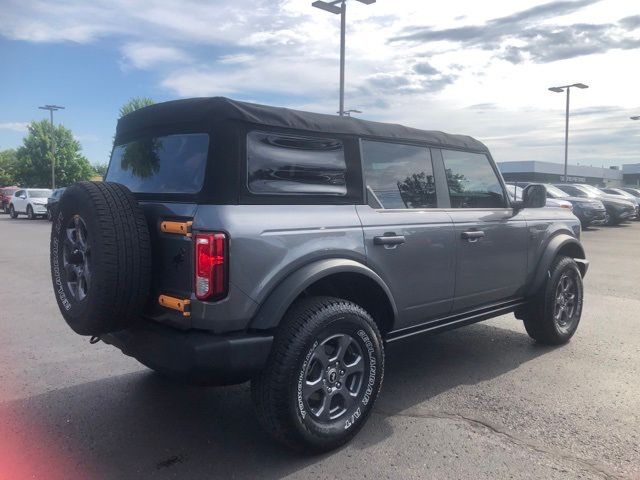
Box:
[28,189,52,198]
[579,184,604,195]
[106,133,209,194]
[544,184,569,197]
[610,189,635,199]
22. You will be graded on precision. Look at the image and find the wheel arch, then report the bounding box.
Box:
[527,233,588,296]
[249,259,398,336]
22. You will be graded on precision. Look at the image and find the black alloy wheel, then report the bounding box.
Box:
[301,333,366,422]
[553,270,579,334]
[63,215,91,302]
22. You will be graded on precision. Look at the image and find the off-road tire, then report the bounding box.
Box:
[9,204,17,219]
[522,256,583,345]
[251,296,384,453]
[47,207,53,222]
[50,181,151,335]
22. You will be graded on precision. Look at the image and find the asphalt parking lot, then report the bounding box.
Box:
[0,214,638,479]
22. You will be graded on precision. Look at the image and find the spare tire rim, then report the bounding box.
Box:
[302,333,365,422]
[63,215,91,301]
[554,271,577,332]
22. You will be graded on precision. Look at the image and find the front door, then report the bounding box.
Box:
[13,190,26,212]
[357,140,456,330]
[438,148,529,311]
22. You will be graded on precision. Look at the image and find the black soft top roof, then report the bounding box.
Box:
[115,97,488,152]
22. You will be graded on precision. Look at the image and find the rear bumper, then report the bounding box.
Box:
[102,320,273,385]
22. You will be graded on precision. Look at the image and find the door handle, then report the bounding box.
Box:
[461,230,485,241]
[374,235,406,246]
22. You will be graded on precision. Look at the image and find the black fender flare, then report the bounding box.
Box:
[527,233,588,296]
[249,258,398,330]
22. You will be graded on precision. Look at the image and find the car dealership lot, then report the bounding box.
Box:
[0,215,638,479]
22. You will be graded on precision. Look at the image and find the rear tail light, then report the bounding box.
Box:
[195,233,227,300]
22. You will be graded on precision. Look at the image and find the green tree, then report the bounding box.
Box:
[92,162,109,178]
[119,97,155,118]
[112,97,158,178]
[0,149,17,185]
[15,120,94,188]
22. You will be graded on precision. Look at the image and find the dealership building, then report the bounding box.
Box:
[498,161,640,187]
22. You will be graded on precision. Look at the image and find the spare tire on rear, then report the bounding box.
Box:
[50,181,151,336]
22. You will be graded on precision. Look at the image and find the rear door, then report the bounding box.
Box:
[357,140,456,330]
[106,133,211,323]
[438,148,529,311]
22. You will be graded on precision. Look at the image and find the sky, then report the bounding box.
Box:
[0,0,639,168]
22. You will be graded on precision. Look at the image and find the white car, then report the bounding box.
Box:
[9,188,53,219]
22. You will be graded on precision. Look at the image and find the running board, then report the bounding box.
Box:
[386,299,527,343]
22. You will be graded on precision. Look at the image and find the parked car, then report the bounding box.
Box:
[9,188,53,219]
[509,182,606,228]
[506,184,573,210]
[554,183,636,225]
[46,187,66,221]
[620,187,640,198]
[599,187,640,220]
[50,97,588,452]
[1,186,18,214]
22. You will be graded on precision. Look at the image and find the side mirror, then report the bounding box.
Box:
[20,195,27,199]
[522,184,547,209]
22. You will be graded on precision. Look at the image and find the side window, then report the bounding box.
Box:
[442,149,506,208]
[247,130,347,195]
[15,190,24,197]
[361,140,436,209]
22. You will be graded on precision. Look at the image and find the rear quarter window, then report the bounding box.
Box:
[106,133,209,194]
[247,130,347,196]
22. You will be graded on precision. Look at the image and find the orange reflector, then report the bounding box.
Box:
[158,295,191,317]
[160,221,193,237]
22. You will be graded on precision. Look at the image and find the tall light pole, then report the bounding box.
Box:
[548,83,588,183]
[38,104,65,189]
[312,0,376,116]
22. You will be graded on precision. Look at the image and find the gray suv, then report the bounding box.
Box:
[50,97,588,452]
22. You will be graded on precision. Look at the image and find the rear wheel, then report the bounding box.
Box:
[252,296,384,452]
[9,204,17,219]
[47,207,53,222]
[522,256,583,345]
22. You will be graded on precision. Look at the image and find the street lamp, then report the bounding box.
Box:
[312,0,376,116]
[38,104,65,189]
[548,83,588,183]
[342,109,362,117]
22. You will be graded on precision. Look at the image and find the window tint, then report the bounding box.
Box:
[361,140,436,209]
[442,150,506,208]
[106,133,209,194]
[247,131,347,195]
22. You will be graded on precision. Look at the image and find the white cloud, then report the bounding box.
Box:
[121,43,190,69]
[0,122,29,132]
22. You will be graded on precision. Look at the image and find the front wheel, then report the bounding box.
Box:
[9,205,18,219]
[522,256,583,345]
[252,297,384,453]
[27,205,35,220]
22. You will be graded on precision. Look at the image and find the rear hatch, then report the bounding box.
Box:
[106,133,210,327]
